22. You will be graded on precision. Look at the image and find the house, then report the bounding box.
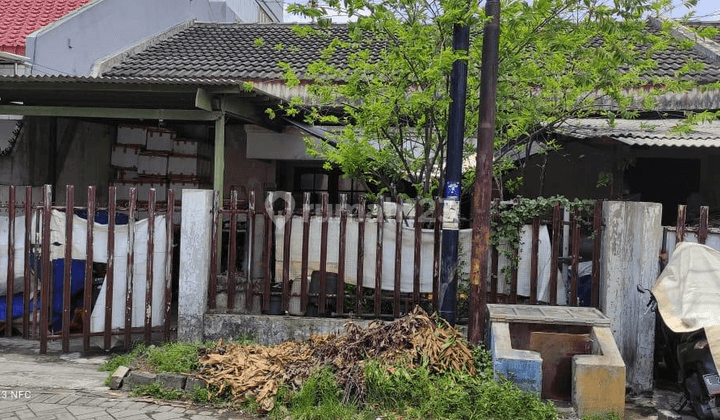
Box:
[0,23,359,206]
[513,19,720,225]
[0,0,282,78]
[2,18,720,212]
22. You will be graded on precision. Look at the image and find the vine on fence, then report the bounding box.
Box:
[490,196,596,283]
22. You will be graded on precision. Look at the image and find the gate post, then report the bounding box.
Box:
[601,201,662,394]
[178,190,214,342]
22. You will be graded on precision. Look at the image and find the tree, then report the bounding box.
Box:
[276,0,716,200]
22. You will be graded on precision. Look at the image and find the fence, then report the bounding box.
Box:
[663,204,720,262]
[0,184,175,354]
[209,191,604,321]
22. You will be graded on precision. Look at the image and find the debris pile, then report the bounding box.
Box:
[198,306,476,412]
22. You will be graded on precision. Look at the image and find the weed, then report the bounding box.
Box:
[145,342,201,373]
[129,382,187,400]
[271,367,358,420]
[98,344,147,372]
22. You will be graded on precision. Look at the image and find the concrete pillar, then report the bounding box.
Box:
[178,189,214,342]
[601,201,662,394]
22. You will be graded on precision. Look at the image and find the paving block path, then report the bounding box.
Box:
[0,388,249,420]
[0,337,257,420]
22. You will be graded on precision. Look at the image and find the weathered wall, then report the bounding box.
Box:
[516,142,616,199]
[54,118,114,205]
[224,125,275,197]
[25,0,238,76]
[178,190,214,342]
[601,201,662,394]
[0,117,53,187]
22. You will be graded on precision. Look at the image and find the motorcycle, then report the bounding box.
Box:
[639,241,720,420]
[639,284,720,419]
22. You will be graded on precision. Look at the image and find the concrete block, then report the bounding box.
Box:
[179,190,214,342]
[184,377,207,391]
[123,371,157,388]
[109,366,130,390]
[490,321,543,394]
[572,326,626,418]
[157,373,186,390]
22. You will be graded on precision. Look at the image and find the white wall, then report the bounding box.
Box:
[24,0,279,77]
[224,0,283,23]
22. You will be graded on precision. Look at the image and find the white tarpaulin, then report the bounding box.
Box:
[0,215,31,296]
[275,216,563,302]
[653,241,720,372]
[46,210,168,333]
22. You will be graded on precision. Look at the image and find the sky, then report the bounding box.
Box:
[283,0,720,23]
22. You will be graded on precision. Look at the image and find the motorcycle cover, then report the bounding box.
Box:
[653,242,720,373]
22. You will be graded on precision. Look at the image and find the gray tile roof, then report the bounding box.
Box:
[103,23,363,81]
[557,118,720,147]
[101,21,720,86]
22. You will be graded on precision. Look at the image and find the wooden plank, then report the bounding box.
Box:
[549,204,562,306]
[570,209,581,307]
[22,186,31,339]
[509,249,518,304]
[40,185,52,354]
[319,194,329,314]
[124,188,137,349]
[104,187,116,350]
[413,199,421,306]
[432,198,441,311]
[338,195,348,315]
[82,186,95,351]
[227,190,239,312]
[356,198,366,315]
[375,199,384,317]
[164,189,175,341]
[62,186,74,353]
[282,192,293,313]
[490,199,499,304]
[591,200,602,309]
[208,190,219,311]
[245,191,255,311]
[530,217,540,304]
[699,206,709,245]
[300,193,310,313]
[675,204,687,245]
[144,189,156,345]
[262,192,273,313]
[5,186,15,337]
[393,197,402,318]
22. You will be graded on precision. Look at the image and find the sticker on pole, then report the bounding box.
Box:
[443,199,460,230]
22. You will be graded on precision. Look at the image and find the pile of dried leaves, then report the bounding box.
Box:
[197,306,476,412]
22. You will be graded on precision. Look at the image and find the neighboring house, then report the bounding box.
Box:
[0,0,283,201]
[0,22,357,206]
[0,0,282,77]
[510,19,720,225]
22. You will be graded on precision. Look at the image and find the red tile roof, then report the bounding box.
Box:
[0,0,93,55]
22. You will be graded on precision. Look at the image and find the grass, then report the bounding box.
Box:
[580,413,622,420]
[269,348,557,420]
[102,337,559,420]
[99,335,257,375]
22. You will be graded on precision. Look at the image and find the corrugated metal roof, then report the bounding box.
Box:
[557,118,720,147]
